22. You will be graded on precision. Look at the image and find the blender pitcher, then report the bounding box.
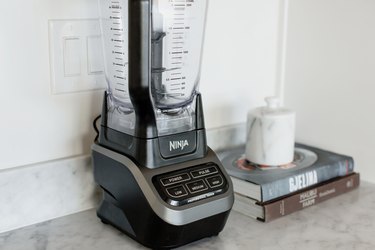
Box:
[99,0,134,135]
[151,0,208,136]
[99,0,208,136]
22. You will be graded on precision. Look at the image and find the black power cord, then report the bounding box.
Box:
[93,115,101,142]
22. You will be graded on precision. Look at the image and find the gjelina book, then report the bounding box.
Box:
[218,143,354,202]
[233,173,360,222]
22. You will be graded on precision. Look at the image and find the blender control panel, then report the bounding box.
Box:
[153,163,228,207]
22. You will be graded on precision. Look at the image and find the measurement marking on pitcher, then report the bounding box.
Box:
[170,88,182,91]
[168,0,188,91]
[115,75,126,80]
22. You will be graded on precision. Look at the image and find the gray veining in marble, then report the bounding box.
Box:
[0,155,101,233]
[1,181,374,250]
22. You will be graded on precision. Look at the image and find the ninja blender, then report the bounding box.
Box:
[92,0,234,248]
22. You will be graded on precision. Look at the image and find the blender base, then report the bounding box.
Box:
[97,195,230,249]
[92,144,233,249]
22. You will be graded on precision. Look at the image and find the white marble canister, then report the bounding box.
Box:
[245,97,295,166]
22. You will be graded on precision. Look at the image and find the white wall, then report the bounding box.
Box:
[0,0,102,170]
[0,0,281,170]
[200,0,282,128]
[282,0,375,183]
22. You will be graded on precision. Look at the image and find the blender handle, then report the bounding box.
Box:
[128,0,157,139]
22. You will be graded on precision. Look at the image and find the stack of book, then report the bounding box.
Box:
[218,143,360,222]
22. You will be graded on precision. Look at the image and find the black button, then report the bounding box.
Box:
[166,185,188,198]
[206,175,224,188]
[191,166,218,178]
[160,173,191,187]
[186,180,208,194]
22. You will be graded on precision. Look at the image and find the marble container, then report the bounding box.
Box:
[245,97,295,166]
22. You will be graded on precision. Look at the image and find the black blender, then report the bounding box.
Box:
[92,0,234,248]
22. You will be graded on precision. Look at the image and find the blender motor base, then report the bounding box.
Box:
[96,193,229,250]
[92,146,232,249]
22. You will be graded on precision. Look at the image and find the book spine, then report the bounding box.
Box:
[263,173,360,222]
[261,157,354,202]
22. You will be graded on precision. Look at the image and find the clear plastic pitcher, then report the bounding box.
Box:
[99,0,130,107]
[98,0,208,135]
[151,0,207,109]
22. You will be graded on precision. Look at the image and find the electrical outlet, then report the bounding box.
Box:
[49,19,106,94]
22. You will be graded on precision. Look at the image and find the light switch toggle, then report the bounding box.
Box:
[63,37,81,77]
[87,36,104,75]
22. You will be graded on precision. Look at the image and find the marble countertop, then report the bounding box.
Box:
[1,181,375,250]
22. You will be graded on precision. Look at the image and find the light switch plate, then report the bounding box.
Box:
[49,19,106,94]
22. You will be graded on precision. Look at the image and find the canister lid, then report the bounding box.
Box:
[248,96,295,118]
[265,96,280,109]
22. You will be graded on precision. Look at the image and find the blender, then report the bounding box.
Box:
[92,0,234,248]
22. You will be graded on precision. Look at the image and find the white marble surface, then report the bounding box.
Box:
[1,181,374,250]
[0,156,100,233]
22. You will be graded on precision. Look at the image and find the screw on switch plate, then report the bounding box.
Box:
[49,19,106,94]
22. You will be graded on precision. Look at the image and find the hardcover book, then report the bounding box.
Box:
[218,143,354,202]
[233,173,360,222]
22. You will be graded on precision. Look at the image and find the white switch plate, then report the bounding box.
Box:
[49,19,106,94]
